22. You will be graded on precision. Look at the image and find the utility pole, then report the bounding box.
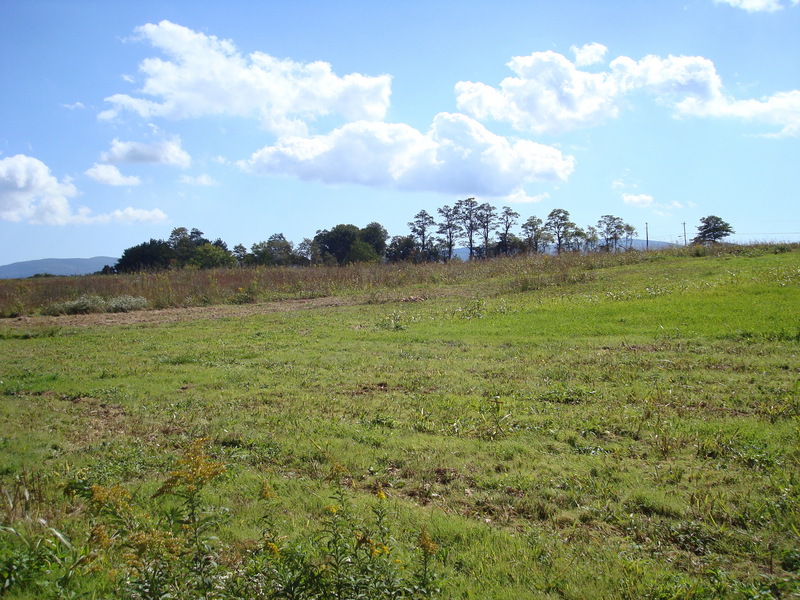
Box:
[645,222,649,251]
[682,222,687,246]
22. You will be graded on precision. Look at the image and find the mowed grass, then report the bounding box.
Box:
[1,247,799,598]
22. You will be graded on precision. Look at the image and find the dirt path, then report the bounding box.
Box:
[3,296,361,329]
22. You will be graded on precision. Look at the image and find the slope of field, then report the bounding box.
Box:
[1,246,798,599]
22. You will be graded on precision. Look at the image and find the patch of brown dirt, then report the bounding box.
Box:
[4,296,357,329]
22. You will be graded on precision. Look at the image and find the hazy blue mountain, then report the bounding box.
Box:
[0,257,118,279]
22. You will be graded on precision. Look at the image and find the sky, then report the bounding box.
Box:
[1,0,799,264]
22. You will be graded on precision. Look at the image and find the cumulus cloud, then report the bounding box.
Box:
[0,155,79,224]
[82,206,169,225]
[0,154,167,225]
[571,43,608,67]
[179,174,215,185]
[677,90,800,137]
[100,20,392,136]
[712,0,794,11]
[85,163,141,186]
[622,193,654,207]
[455,51,621,134]
[455,48,799,137]
[239,113,575,200]
[101,137,191,168]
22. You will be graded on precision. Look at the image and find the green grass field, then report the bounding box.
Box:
[1,246,799,598]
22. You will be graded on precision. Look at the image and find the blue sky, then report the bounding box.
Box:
[1,0,799,264]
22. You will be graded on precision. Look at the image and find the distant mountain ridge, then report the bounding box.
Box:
[0,257,118,279]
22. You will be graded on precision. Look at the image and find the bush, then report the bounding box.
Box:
[42,294,148,316]
[106,295,148,313]
[42,294,106,315]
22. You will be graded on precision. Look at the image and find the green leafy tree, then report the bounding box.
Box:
[623,223,637,249]
[545,208,576,254]
[436,205,462,262]
[454,197,480,259]
[344,239,380,264]
[386,235,418,262]
[232,244,250,266]
[583,225,600,252]
[408,210,436,257]
[359,222,389,258]
[521,215,551,254]
[251,233,297,266]
[168,227,197,267]
[188,243,237,269]
[496,206,520,255]
[597,215,625,252]
[692,215,734,244]
[476,202,498,258]
[116,239,173,272]
[314,224,360,264]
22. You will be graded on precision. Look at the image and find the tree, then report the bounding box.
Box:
[476,202,498,258]
[521,216,551,254]
[454,197,480,259]
[545,209,576,254]
[314,224,360,264]
[116,239,173,272]
[233,244,250,266]
[408,210,436,257]
[692,215,734,244]
[359,222,389,258]
[583,225,599,252]
[597,215,625,252]
[251,234,297,266]
[295,238,318,265]
[345,240,380,264]
[386,235,418,263]
[623,224,637,250]
[188,243,237,269]
[437,205,462,262]
[496,206,520,255]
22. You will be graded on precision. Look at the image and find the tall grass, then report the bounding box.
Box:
[3,243,793,318]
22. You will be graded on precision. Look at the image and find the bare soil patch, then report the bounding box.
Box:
[4,296,358,329]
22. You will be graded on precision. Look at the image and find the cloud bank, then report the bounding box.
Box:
[100,20,392,137]
[240,113,575,202]
[455,49,800,137]
[0,155,166,225]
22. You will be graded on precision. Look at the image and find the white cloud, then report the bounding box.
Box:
[571,43,608,67]
[677,90,800,137]
[455,48,799,137]
[62,102,85,110]
[83,206,168,225]
[622,193,654,207]
[0,154,167,225]
[713,0,789,11]
[101,137,191,168]
[610,54,723,102]
[179,174,215,185]
[455,51,621,134]
[0,154,78,224]
[85,163,141,186]
[239,113,575,199]
[100,20,392,136]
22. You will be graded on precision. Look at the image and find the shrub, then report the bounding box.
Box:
[106,295,148,313]
[42,294,106,315]
[42,294,148,316]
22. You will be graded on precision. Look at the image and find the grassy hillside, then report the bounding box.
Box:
[1,245,799,598]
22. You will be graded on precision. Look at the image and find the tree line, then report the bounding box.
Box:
[113,201,733,272]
